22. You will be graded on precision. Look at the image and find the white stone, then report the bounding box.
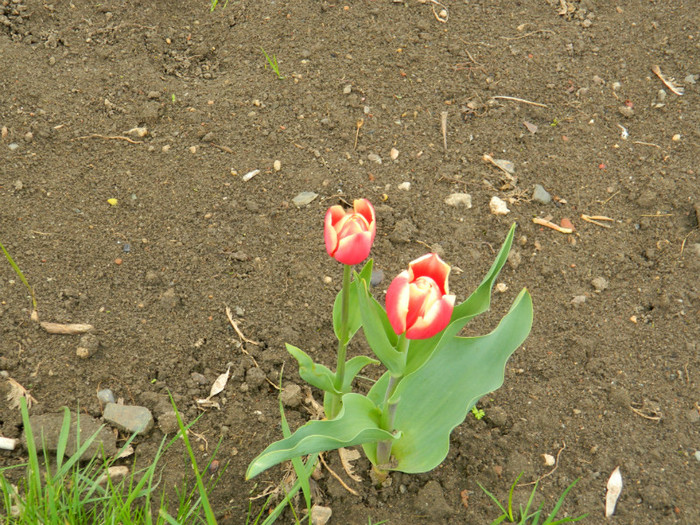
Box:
[489,196,510,215]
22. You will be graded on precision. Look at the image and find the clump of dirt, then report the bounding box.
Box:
[1,1,698,523]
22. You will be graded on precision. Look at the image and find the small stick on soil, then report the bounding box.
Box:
[581,214,614,228]
[532,217,573,234]
[640,213,672,218]
[40,322,94,334]
[519,441,566,486]
[680,230,698,257]
[209,143,233,153]
[629,405,662,422]
[73,134,143,144]
[598,191,620,206]
[500,29,556,41]
[651,64,684,96]
[440,111,448,151]
[319,453,360,496]
[633,141,660,148]
[418,0,448,23]
[491,96,548,108]
[225,305,259,346]
[353,119,363,151]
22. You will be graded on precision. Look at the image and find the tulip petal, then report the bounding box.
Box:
[325,206,346,256]
[353,199,376,243]
[405,294,455,340]
[386,271,411,335]
[408,253,451,295]
[333,231,373,265]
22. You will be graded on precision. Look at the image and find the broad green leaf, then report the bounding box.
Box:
[246,393,397,479]
[332,259,373,343]
[342,355,380,392]
[354,278,404,375]
[366,288,532,472]
[286,344,338,393]
[403,223,517,377]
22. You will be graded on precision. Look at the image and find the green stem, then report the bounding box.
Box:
[376,335,409,467]
[329,264,353,419]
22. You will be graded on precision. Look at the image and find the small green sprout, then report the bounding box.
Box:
[261,47,285,79]
[472,406,486,420]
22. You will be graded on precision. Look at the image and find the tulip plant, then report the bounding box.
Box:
[246,199,533,481]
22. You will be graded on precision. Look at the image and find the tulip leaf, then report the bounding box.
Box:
[403,223,517,377]
[333,259,373,344]
[286,344,338,394]
[246,393,397,479]
[342,355,380,392]
[364,288,533,471]
[354,278,404,375]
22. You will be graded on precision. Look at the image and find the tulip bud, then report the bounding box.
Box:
[386,253,455,340]
[324,199,376,265]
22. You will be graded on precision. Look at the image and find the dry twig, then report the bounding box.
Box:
[318,453,359,496]
[353,119,363,151]
[532,217,573,234]
[651,65,684,96]
[73,134,143,144]
[440,111,448,151]
[581,214,614,228]
[491,96,548,108]
[519,441,566,486]
[224,305,259,346]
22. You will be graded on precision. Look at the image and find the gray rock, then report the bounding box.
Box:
[103,403,154,435]
[190,372,208,385]
[147,91,161,100]
[292,192,318,207]
[97,388,115,405]
[414,480,453,519]
[280,383,303,408]
[23,411,117,460]
[370,269,384,287]
[532,184,552,204]
[367,153,382,164]
[444,193,472,208]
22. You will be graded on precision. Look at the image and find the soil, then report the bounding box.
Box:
[1,1,699,523]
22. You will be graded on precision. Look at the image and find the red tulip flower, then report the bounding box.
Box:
[386,253,456,340]
[324,199,376,265]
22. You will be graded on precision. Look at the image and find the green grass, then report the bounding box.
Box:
[477,473,587,524]
[0,240,36,312]
[209,0,229,12]
[261,48,285,79]
[0,396,223,524]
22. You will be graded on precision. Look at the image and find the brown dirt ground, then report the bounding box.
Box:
[1,1,699,523]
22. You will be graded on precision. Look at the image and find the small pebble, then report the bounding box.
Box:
[444,193,472,208]
[571,295,587,306]
[532,184,552,204]
[97,389,116,404]
[323,276,332,284]
[591,277,609,292]
[292,191,318,207]
[489,196,510,215]
[370,270,384,287]
[189,146,197,154]
[122,243,131,253]
[618,105,634,118]
[390,147,399,160]
[8,143,19,151]
[114,258,123,265]
[343,84,352,94]
[695,451,700,462]
[398,182,411,191]
[24,132,33,142]
[368,153,382,164]
[273,160,281,171]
